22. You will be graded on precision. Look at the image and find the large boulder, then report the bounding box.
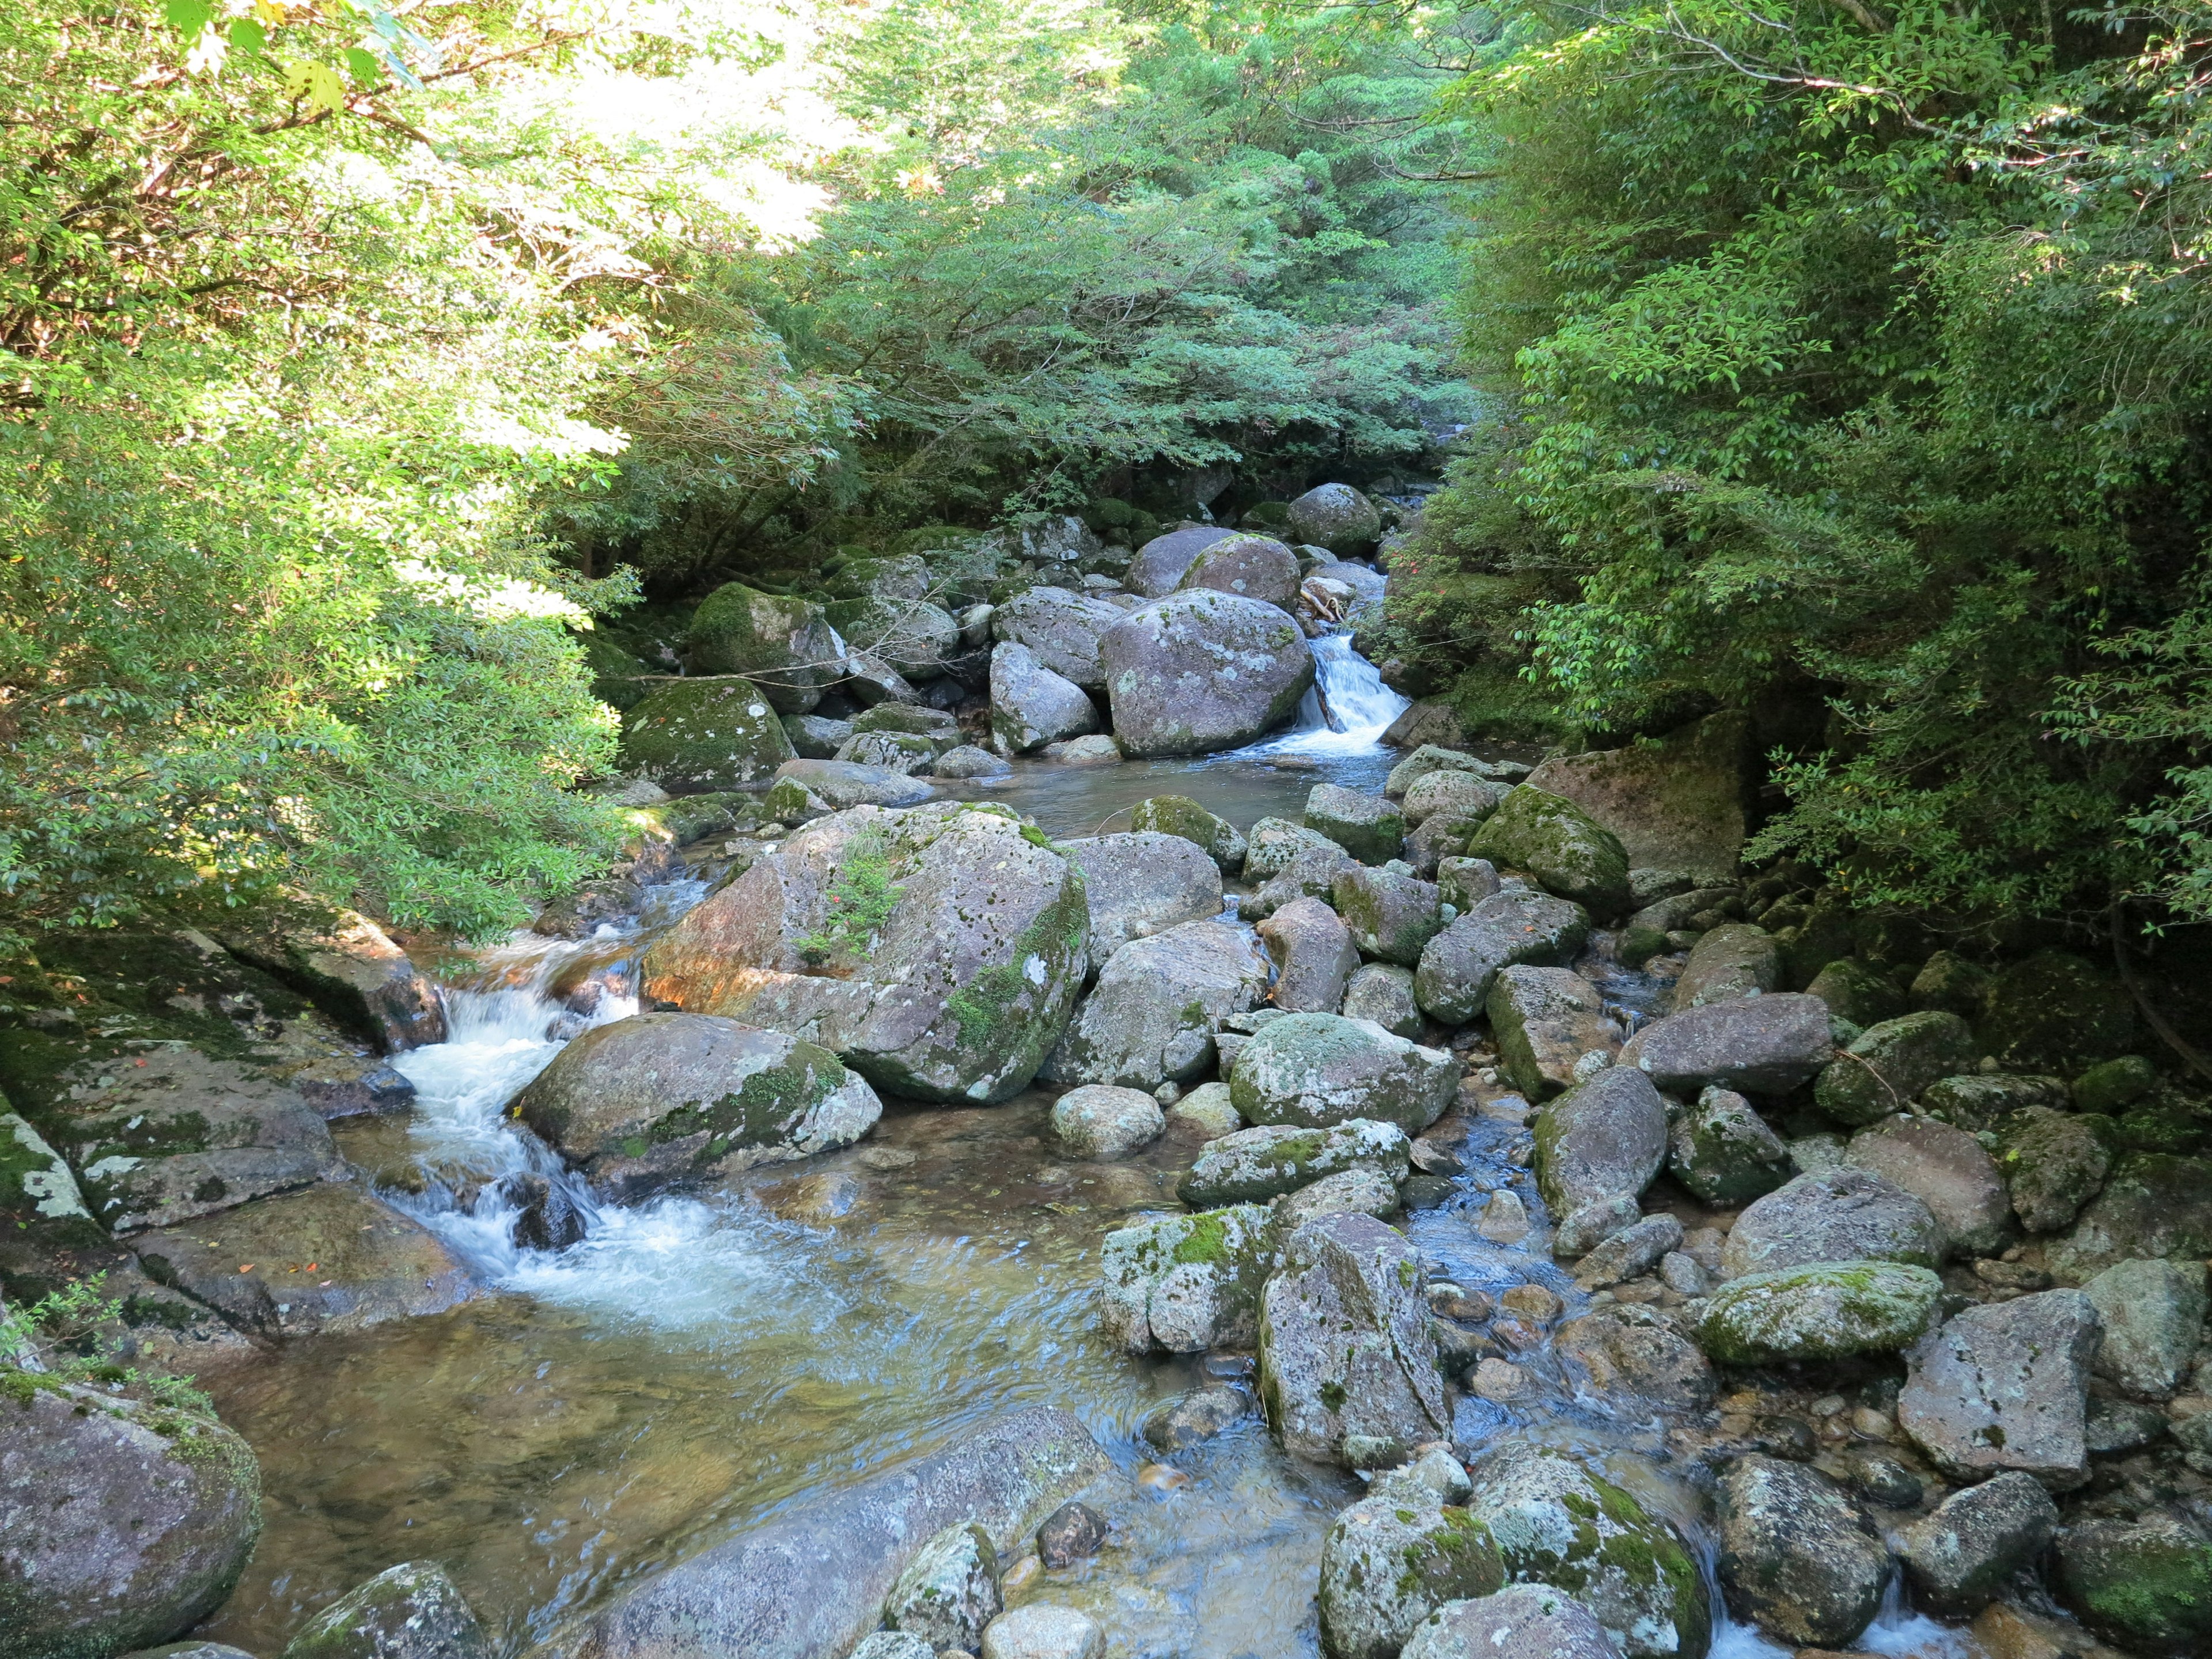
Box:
[1532,1066,1669,1214]
[622,678,799,792]
[1128,796,1247,874]
[1695,1262,1943,1363]
[1977,951,2137,1070]
[1400,1586,1621,1659]
[0,1382,262,1659]
[1993,1105,2113,1233]
[1804,957,1906,1028]
[1895,1472,2059,1618]
[1257,1212,1450,1464]
[1243,816,1345,880]
[1897,1289,2100,1487]
[1043,921,1268,1089]
[834,730,938,777]
[1813,1011,1978,1126]
[1400,769,1506,829]
[282,1561,487,1659]
[1333,866,1444,967]
[1178,1119,1411,1207]
[641,803,1088,1104]
[1100,592,1314,757]
[1842,1116,2010,1257]
[1319,1496,1505,1659]
[2084,1257,2205,1399]
[1259,897,1361,1013]
[2048,1151,2212,1280]
[1058,832,1222,974]
[1465,789,1631,916]
[1669,925,1778,1008]
[2054,1516,2212,1653]
[1127,525,1234,599]
[1615,995,1834,1096]
[1488,968,1620,1100]
[1666,1087,1790,1206]
[549,1408,1111,1659]
[1462,1444,1709,1659]
[990,642,1097,755]
[218,908,448,1052]
[1714,1457,1888,1649]
[1229,1012,1457,1135]
[685,582,844,713]
[1721,1168,1944,1277]
[513,1012,881,1197]
[1100,1203,1278,1353]
[1521,712,1753,882]
[1414,891,1590,1024]
[824,594,960,676]
[768,759,934,809]
[1304,785,1405,866]
[990,586,1125,688]
[1177,532,1302,612]
[1286,484,1383,554]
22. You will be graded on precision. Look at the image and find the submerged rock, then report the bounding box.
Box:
[980,1605,1104,1659]
[1229,1012,1457,1135]
[1048,1084,1164,1161]
[1714,1456,1887,1649]
[1100,1203,1278,1354]
[283,1562,487,1659]
[1100,590,1314,757]
[1140,1386,1248,1452]
[1556,1304,1715,1412]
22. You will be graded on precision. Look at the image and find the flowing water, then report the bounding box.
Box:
[191,629,1969,1659]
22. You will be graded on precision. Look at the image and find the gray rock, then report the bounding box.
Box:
[1386,744,1491,799]
[284,1562,487,1659]
[1100,1203,1278,1353]
[1919,1072,2069,1131]
[0,1109,99,1247]
[835,730,941,776]
[1100,591,1314,757]
[2083,1396,2168,1453]
[1666,1088,1790,1206]
[2048,1150,2212,1280]
[641,802,1086,1104]
[1910,950,1994,1019]
[1259,1211,1450,1465]
[0,1384,262,1659]
[1243,815,1344,880]
[1532,1066,1669,1214]
[1402,812,1485,879]
[1843,1116,2010,1258]
[1573,1213,1683,1290]
[785,714,857,758]
[846,1636,934,1659]
[1177,532,1302,611]
[1462,1445,1707,1659]
[2083,1257,2205,1400]
[1229,1012,1457,1135]
[1341,963,1422,1039]
[991,585,1125,688]
[1049,1084,1164,1160]
[552,1409,1110,1659]
[1318,1496,1506,1659]
[1259,897,1361,1013]
[990,642,1097,754]
[1041,734,1120,766]
[769,759,935,809]
[883,1522,1000,1651]
[1556,1304,1715,1411]
[1814,1012,1979,1126]
[841,651,922,709]
[1696,1262,1943,1363]
[1721,1168,1944,1277]
[1714,1456,1888,1648]
[1671,925,1779,1007]
[1464,787,1631,916]
[1554,1195,1643,1258]
[1334,865,1444,967]
[1520,713,1753,883]
[513,1012,882,1199]
[1992,1105,2113,1232]
[1161,1081,1240,1144]
[622,678,801,791]
[1241,841,1358,922]
[2052,1515,2212,1652]
[1036,1501,1108,1568]
[1140,1385,1249,1450]
[1178,1119,1411,1207]
[1044,920,1268,1089]
[1400,1586,1622,1659]
[1402,770,1508,829]
[1060,831,1222,973]
[120,1645,260,1659]
[979,1606,1103,1659]
[1895,1471,2058,1616]
[1128,795,1247,873]
[1615,994,1834,1097]
[934,744,1011,779]
[1489,968,1620,1101]
[1127,525,1234,598]
[1414,891,1590,1025]
[1305,783,1406,865]
[686,583,845,713]
[1275,1166,1400,1228]
[824,594,960,676]
[219,908,449,1052]
[1804,958,1907,1028]
[1286,483,1383,552]
[1898,1289,2100,1487]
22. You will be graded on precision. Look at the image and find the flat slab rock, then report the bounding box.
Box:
[1899,1289,2101,1488]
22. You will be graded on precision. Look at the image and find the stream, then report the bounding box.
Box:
[192,637,1966,1659]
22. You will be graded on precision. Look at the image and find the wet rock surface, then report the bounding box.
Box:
[1714,1456,1887,1648]
[282,1561,487,1659]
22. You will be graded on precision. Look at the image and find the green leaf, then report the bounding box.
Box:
[228,18,266,56]
[343,47,380,86]
[163,0,213,37]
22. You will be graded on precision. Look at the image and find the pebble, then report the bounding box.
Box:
[1478,1190,1530,1243]
[1135,1463,1190,1495]
[859,1147,920,1171]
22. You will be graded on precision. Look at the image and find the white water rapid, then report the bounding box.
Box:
[1267,630,1410,756]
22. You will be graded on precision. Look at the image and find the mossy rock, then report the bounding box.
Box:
[620,679,797,793]
[1977,950,2137,1070]
[1696,1261,1944,1363]
[2072,1054,2156,1114]
[1812,1010,1978,1127]
[1129,794,1247,874]
[1804,957,1906,1028]
[685,582,843,714]
[1464,786,1630,915]
[2056,1518,2212,1650]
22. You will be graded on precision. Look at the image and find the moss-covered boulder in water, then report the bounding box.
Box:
[282,1562,486,1659]
[1177,1118,1410,1207]
[1099,1202,1277,1353]
[1977,950,2137,1070]
[1465,787,1631,916]
[1812,1010,1978,1127]
[1319,1495,1506,1659]
[1042,920,1268,1089]
[685,582,844,713]
[622,678,798,793]
[1128,794,1247,874]
[1304,783,1404,866]
[1697,1262,1943,1363]
[1489,967,1620,1101]
[1229,1011,1457,1135]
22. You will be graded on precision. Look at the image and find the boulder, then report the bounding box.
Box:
[622,678,799,792]
[218,908,448,1052]
[935,744,1011,779]
[1978,952,2137,1070]
[1895,1472,2058,1617]
[1414,891,1590,1025]
[1813,1012,1979,1126]
[1721,1168,1944,1277]
[1041,734,1120,766]
[1128,795,1247,874]
[1127,525,1234,599]
[1100,1203,1278,1353]
[1804,958,1907,1028]
[849,1638,933,1659]
[0,1382,262,1659]
[1843,1116,2010,1257]
[1488,968,1619,1100]
[823,594,960,676]
[1286,483,1384,552]
[883,1522,1000,1651]
[1162,1081,1241,1144]
[1556,1304,1715,1412]
[1243,816,1344,880]
[1465,788,1631,916]
[642,802,1088,1104]
[1462,1444,1708,1659]
[1666,1088,1790,1206]
[1229,1012,1457,1135]
[1342,964,1422,1039]
[512,1012,880,1198]
[2082,1257,2205,1399]
[990,642,1097,755]
[1100,591,1314,757]
[1402,813,1485,880]
[1993,1106,2113,1232]
[1044,921,1268,1089]
[769,759,934,809]
[842,651,921,708]
[835,730,938,775]
[1435,857,1502,913]
[1898,1289,2100,1487]
[0,1108,100,1247]
[990,586,1125,688]
[1059,832,1222,974]
[1049,1084,1164,1160]
[1333,865,1444,967]
[685,582,843,713]
[2047,1151,2212,1281]
[1177,532,1302,611]
[783,714,855,758]
[1139,1387,1248,1452]
[1386,744,1498,798]
[282,1562,487,1659]
[555,1408,1111,1659]
[1240,842,1357,922]
[1695,1262,1943,1363]
[1257,1212,1450,1464]
[1670,925,1779,1007]
[1573,1213,1683,1290]
[1277,1166,1400,1228]
[1522,712,1751,881]
[1922,1071,2071,1132]
[1259,897,1361,1013]
[829,554,931,600]
[1304,784,1405,865]
[1319,1497,1506,1659]
[1401,770,1507,829]
[2054,1516,2212,1652]
[1615,994,1834,1096]
[851,703,959,737]
[1532,1066,1669,1214]
[1178,1119,1412,1207]
[2071,1053,2157,1114]
[1714,1456,1888,1649]
[980,1606,1103,1659]
[1399,1586,1622,1659]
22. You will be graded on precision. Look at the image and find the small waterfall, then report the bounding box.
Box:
[1268,631,1410,755]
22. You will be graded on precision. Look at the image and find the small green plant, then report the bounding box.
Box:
[796,835,905,967]
[1,1273,216,1415]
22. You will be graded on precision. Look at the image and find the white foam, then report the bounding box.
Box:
[1264,631,1409,756]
